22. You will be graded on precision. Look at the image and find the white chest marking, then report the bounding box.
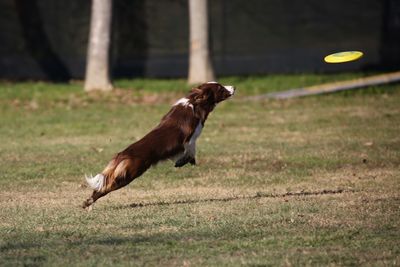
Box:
[190,122,203,144]
[185,122,202,157]
[173,97,194,110]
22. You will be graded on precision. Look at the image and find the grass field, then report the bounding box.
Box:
[0,74,399,266]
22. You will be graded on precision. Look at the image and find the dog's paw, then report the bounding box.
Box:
[82,198,93,209]
[174,158,187,168]
[175,156,195,168]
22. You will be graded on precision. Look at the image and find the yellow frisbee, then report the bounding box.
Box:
[324,51,363,63]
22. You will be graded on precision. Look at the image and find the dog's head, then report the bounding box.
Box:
[185,81,235,124]
[189,81,235,108]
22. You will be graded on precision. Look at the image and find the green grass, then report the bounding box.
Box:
[0,74,399,266]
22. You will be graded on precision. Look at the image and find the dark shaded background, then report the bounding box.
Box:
[0,0,399,80]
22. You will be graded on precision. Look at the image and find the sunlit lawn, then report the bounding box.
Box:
[0,74,399,266]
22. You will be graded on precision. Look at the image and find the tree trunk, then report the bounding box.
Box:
[84,0,113,92]
[188,0,215,84]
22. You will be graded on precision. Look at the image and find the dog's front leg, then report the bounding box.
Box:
[175,155,196,167]
[175,141,196,167]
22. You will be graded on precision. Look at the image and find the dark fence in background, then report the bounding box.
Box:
[0,0,399,80]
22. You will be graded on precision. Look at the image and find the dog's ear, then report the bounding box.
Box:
[190,87,203,97]
[193,88,215,104]
[190,87,202,95]
[190,87,205,103]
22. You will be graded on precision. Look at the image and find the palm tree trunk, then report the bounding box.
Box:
[84,0,113,92]
[188,0,215,84]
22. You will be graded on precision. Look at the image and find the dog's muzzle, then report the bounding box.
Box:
[224,85,235,95]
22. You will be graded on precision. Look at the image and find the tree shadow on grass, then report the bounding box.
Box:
[1,231,185,255]
[0,231,162,258]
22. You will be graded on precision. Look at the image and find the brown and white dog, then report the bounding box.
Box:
[82,82,235,209]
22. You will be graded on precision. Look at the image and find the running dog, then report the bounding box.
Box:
[83,82,235,209]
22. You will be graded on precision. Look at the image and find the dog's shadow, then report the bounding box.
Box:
[113,188,350,210]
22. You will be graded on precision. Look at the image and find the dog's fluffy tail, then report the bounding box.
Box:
[85,157,133,192]
[85,173,105,191]
[84,158,123,192]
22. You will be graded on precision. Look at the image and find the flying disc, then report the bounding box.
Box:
[324,51,363,63]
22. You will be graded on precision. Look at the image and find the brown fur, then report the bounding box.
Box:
[82,82,234,208]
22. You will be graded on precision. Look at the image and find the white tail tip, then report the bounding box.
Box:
[85,173,105,191]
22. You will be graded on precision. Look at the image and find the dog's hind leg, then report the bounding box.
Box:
[82,176,129,210]
[82,158,149,209]
[82,190,107,209]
